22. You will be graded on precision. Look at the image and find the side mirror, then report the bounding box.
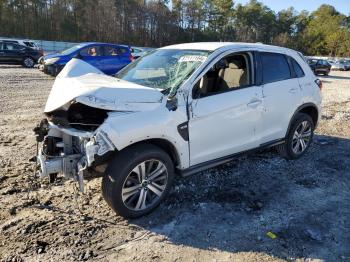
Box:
[166,94,178,111]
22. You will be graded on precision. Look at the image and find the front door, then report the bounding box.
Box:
[188,52,263,166]
[79,45,104,70]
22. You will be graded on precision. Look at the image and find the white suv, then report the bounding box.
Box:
[34,42,322,218]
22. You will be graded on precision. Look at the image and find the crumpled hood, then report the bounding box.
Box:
[44,59,163,113]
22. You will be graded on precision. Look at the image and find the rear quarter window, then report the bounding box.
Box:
[261,52,291,84]
[291,58,305,78]
[105,46,119,56]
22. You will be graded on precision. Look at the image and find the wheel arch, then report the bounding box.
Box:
[23,56,35,61]
[119,138,181,169]
[286,103,319,136]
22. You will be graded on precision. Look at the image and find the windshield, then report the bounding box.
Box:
[60,44,83,55]
[116,49,210,91]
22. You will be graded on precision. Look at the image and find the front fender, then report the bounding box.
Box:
[96,105,190,169]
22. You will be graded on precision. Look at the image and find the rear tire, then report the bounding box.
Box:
[22,57,35,68]
[102,144,174,218]
[276,113,314,160]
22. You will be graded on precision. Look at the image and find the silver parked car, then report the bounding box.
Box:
[331,61,346,71]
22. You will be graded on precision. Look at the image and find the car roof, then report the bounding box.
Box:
[0,40,19,43]
[0,40,24,45]
[80,42,130,48]
[160,42,294,53]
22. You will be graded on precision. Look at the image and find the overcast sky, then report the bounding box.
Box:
[234,0,350,14]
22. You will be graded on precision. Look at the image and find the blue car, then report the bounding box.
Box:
[39,42,133,76]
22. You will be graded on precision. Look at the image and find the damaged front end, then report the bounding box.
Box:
[33,111,115,192]
[32,58,164,192]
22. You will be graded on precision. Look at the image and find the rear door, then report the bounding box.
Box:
[101,45,131,75]
[100,45,122,75]
[116,46,131,72]
[316,60,327,73]
[259,52,302,143]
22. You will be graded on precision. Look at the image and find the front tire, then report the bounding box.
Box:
[22,57,35,68]
[276,113,314,160]
[102,144,174,218]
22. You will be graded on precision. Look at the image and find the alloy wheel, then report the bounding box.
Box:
[292,120,312,154]
[121,159,168,211]
[24,58,34,67]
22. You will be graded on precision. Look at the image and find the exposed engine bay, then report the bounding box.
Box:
[33,112,115,192]
[46,102,109,131]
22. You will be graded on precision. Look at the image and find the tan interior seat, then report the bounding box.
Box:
[218,62,244,91]
[198,56,249,96]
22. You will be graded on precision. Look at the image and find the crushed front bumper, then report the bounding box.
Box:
[33,119,114,191]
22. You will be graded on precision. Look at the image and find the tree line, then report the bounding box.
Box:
[1,0,350,56]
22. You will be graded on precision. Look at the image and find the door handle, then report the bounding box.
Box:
[247,99,262,108]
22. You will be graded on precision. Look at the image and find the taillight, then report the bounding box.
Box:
[315,79,322,90]
[129,54,134,62]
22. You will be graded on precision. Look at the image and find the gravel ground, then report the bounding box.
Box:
[0,66,350,262]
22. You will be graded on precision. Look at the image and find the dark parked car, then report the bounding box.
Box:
[0,38,41,50]
[0,41,43,68]
[308,59,331,75]
[39,42,133,76]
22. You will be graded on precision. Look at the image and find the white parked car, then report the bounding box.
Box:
[34,42,322,218]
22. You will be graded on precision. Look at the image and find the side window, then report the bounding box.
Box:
[261,52,291,84]
[117,47,128,55]
[3,43,18,50]
[193,53,252,98]
[291,58,305,78]
[79,46,103,57]
[105,46,119,56]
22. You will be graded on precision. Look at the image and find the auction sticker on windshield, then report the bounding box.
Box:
[178,55,207,63]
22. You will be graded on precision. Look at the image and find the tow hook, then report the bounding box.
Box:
[77,158,88,192]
